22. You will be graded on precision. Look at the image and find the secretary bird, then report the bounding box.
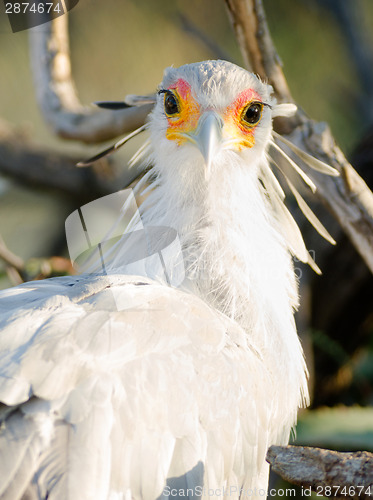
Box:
[0,60,338,500]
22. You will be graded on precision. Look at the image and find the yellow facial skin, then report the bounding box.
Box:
[163,79,263,151]
[223,116,256,151]
[224,93,263,150]
[164,79,200,146]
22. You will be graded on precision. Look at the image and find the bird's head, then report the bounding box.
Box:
[149,60,277,181]
[79,60,338,273]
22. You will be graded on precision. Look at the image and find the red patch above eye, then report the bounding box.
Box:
[168,78,192,100]
[232,89,262,112]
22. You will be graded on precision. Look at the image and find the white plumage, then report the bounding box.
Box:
[0,60,337,499]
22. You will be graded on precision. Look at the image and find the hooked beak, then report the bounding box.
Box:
[192,112,223,180]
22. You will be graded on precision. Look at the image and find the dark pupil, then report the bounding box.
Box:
[244,103,262,124]
[164,92,179,115]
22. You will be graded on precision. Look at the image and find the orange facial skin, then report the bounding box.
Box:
[224,88,263,150]
[165,79,200,145]
[164,80,263,151]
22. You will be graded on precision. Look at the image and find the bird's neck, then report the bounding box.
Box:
[140,153,309,432]
[142,154,299,348]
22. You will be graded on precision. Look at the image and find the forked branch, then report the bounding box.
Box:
[28,15,152,143]
[223,0,373,274]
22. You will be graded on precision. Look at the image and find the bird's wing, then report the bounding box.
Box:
[0,274,276,500]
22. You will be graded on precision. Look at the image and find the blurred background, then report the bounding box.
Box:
[0,0,373,493]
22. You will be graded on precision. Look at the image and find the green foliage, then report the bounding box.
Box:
[294,406,373,451]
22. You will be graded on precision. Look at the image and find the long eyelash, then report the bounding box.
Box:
[263,103,272,110]
[158,89,167,95]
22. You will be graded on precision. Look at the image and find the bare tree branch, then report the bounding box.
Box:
[267,445,373,499]
[0,235,25,274]
[291,122,373,273]
[28,15,153,143]
[224,0,294,104]
[0,234,26,285]
[0,120,113,202]
[0,232,76,285]
[223,0,373,274]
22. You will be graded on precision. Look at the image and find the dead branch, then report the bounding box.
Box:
[224,0,294,104]
[0,236,24,272]
[291,122,373,274]
[223,0,373,275]
[0,232,76,285]
[0,120,113,202]
[267,445,373,499]
[0,234,26,284]
[28,15,153,143]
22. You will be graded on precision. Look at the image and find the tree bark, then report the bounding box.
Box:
[28,15,152,143]
[0,120,111,202]
[223,0,373,275]
[267,445,373,499]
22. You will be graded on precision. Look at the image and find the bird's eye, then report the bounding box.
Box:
[241,102,263,126]
[164,92,179,116]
